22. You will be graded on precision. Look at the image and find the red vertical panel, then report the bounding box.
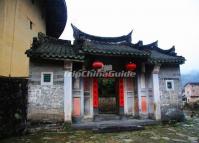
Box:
[93,78,98,108]
[141,96,147,113]
[119,78,124,107]
[73,98,81,117]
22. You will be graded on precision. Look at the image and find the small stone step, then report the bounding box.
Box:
[71,119,158,132]
[94,114,121,122]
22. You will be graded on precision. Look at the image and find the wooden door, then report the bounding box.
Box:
[83,78,91,116]
[125,78,136,115]
[72,77,82,117]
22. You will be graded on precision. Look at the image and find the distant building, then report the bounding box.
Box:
[26,25,185,123]
[0,0,67,77]
[183,82,199,103]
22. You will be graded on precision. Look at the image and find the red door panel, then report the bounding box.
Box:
[141,96,147,113]
[73,97,81,117]
[93,78,98,108]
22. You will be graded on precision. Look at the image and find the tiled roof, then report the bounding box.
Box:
[185,82,199,87]
[135,41,185,64]
[148,50,185,64]
[26,33,84,61]
[72,26,185,64]
[26,32,185,65]
[82,41,149,57]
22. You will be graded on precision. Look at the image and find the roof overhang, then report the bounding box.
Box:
[44,0,67,38]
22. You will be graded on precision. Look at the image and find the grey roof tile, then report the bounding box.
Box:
[26,33,185,64]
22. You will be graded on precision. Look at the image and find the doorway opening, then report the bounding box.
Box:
[98,78,118,114]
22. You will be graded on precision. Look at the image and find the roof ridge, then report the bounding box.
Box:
[138,41,179,56]
[36,32,71,46]
[71,24,132,43]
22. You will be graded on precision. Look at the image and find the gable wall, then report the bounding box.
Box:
[27,60,65,122]
[158,65,182,117]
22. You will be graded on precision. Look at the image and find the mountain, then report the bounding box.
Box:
[181,71,199,87]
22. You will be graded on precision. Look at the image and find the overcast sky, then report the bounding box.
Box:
[60,0,199,74]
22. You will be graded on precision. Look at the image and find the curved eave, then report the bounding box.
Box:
[71,24,132,43]
[148,57,186,65]
[45,0,67,38]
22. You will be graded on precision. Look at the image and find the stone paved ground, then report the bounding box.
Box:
[1,117,199,143]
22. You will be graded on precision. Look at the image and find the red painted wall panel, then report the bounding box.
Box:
[73,98,81,116]
[141,96,147,113]
[119,78,124,107]
[93,78,98,108]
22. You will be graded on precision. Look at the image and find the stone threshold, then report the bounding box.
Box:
[72,119,159,133]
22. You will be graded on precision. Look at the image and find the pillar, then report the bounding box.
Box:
[64,61,72,122]
[152,65,161,120]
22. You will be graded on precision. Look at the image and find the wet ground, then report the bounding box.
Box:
[1,116,199,143]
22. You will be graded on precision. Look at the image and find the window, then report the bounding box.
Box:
[166,80,174,91]
[30,21,33,30]
[41,72,53,85]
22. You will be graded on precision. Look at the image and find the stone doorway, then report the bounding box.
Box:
[98,78,119,114]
